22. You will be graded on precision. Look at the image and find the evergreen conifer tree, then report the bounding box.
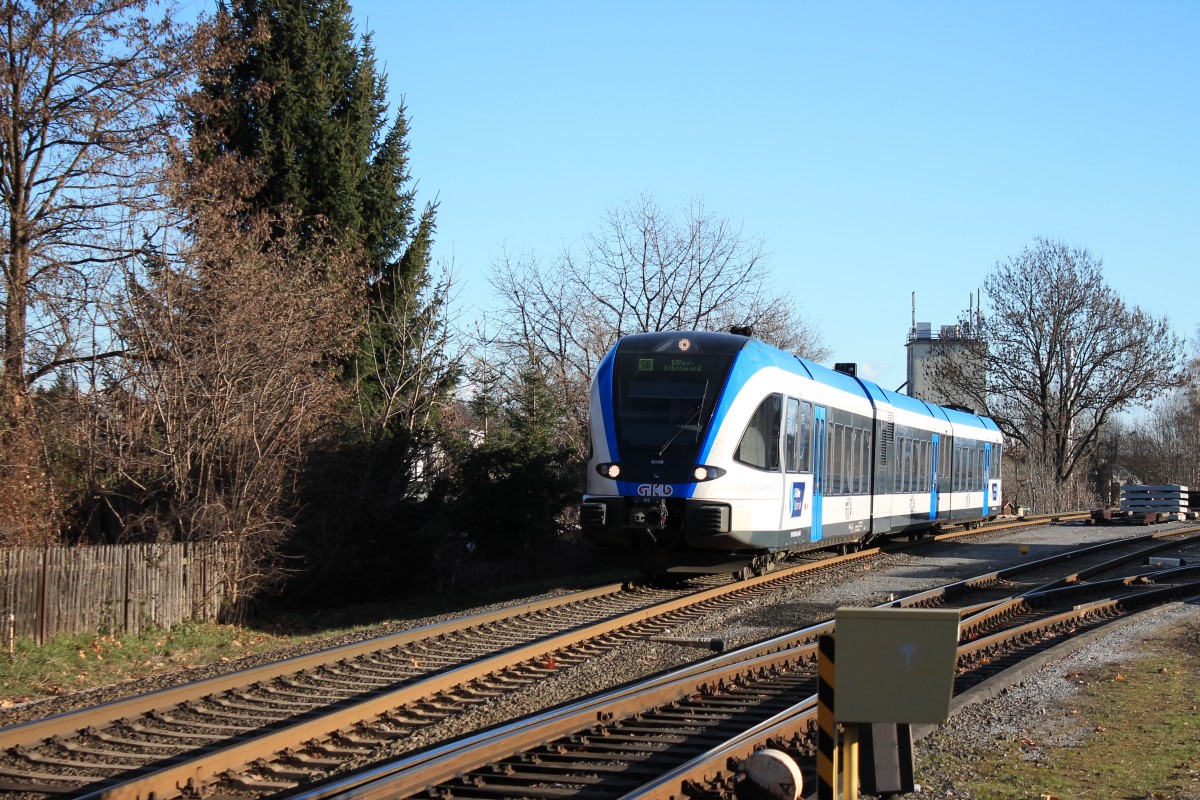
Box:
[189,0,455,442]
[192,0,413,259]
[185,0,461,601]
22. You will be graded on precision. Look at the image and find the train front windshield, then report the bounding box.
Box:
[612,351,733,481]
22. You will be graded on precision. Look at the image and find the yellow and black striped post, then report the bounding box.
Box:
[817,633,837,800]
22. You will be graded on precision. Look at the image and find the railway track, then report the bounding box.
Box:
[0,541,884,797]
[295,527,1200,800]
[0,514,1175,800]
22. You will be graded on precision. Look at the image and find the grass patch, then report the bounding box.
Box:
[0,569,631,706]
[0,621,298,703]
[922,618,1200,799]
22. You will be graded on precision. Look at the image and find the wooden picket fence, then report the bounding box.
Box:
[1,542,237,646]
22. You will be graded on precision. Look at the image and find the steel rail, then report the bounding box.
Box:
[622,578,1200,800]
[0,583,630,750]
[0,512,1152,799]
[295,645,825,800]
[68,555,886,800]
[289,535,1200,800]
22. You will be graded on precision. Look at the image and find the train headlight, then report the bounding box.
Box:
[692,465,726,482]
[597,463,621,479]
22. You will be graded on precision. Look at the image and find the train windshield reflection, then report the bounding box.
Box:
[613,353,732,457]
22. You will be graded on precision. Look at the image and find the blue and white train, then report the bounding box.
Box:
[580,330,1003,575]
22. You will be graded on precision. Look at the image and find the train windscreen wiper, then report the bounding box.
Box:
[657,381,709,457]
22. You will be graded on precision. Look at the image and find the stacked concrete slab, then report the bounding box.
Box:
[1119,485,1189,515]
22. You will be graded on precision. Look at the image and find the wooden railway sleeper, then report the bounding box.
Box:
[0,763,95,785]
[153,706,257,732]
[448,684,504,702]
[139,709,245,734]
[305,667,396,688]
[328,731,383,748]
[413,697,458,715]
[48,735,145,761]
[353,721,408,740]
[82,727,183,751]
[380,705,442,724]
[246,680,332,702]
[439,687,496,706]
[275,676,356,698]
[305,736,373,756]
[469,630,542,647]
[502,759,656,777]
[225,687,313,709]
[220,767,298,791]
[277,747,344,768]
[328,656,409,675]
[536,747,652,762]
[119,718,224,741]
[365,652,452,670]
[178,700,275,725]
[246,758,315,781]
[375,709,427,728]
[351,659,428,679]
[208,694,301,714]
[481,674,533,690]
[8,744,130,772]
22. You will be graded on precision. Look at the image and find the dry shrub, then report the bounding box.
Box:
[110,162,364,605]
[0,400,58,546]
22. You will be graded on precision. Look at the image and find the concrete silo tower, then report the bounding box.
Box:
[905,292,986,410]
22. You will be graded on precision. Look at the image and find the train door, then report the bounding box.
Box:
[782,398,806,534]
[929,434,940,520]
[982,442,992,515]
[812,405,826,542]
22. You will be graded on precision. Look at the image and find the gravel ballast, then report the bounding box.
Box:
[3,520,1197,797]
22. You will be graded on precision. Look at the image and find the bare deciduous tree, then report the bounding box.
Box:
[486,194,828,454]
[0,0,186,542]
[0,0,186,410]
[1121,332,1200,489]
[103,154,362,606]
[930,237,1183,508]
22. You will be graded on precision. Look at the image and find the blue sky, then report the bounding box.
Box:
[347,1,1197,393]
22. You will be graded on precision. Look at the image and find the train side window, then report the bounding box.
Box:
[916,439,925,492]
[909,438,917,493]
[828,423,842,494]
[860,426,871,494]
[921,439,930,492]
[785,398,802,473]
[855,427,867,494]
[953,445,962,493]
[842,425,852,495]
[910,438,918,493]
[849,427,859,493]
[736,394,782,471]
[799,401,812,471]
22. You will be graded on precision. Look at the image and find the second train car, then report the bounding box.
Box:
[580,330,1002,575]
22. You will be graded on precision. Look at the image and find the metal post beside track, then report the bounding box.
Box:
[817,634,837,800]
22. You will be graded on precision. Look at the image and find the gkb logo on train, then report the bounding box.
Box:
[637,484,674,498]
[791,482,806,517]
